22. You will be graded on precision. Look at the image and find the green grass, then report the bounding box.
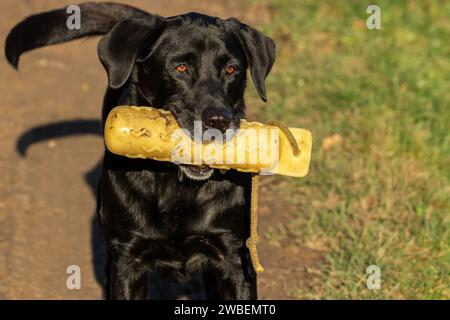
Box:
[246,0,449,299]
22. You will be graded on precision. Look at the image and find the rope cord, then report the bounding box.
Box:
[246,174,264,272]
[266,120,301,157]
[246,121,301,273]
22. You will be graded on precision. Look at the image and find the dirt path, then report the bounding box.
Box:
[0,0,320,299]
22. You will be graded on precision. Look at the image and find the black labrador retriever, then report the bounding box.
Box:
[5,2,275,300]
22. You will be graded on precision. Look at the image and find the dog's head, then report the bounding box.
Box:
[98,13,276,180]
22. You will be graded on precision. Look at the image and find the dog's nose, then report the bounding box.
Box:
[201,108,233,133]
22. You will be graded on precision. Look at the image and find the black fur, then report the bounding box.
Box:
[5,2,276,300]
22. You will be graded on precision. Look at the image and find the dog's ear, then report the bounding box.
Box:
[98,17,165,89]
[229,20,276,102]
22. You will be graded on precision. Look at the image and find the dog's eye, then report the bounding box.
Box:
[225,65,238,75]
[175,64,188,73]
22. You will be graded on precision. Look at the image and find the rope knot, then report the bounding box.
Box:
[246,236,260,247]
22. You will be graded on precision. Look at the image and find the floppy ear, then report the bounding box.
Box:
[235,23,276,102]
[98,17,165,89]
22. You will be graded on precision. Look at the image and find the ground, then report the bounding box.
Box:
[0,0,320,299]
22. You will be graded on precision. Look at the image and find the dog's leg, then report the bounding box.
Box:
[108,255,148,300]
[217,275,257,300]
[217,249,257,300]
[104,254,112,299]
[203,271,220,300]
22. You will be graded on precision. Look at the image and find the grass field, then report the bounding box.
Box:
[246,0,449,299]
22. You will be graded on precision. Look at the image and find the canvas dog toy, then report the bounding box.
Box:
[104,106,312,272]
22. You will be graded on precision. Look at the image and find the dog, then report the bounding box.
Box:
[5,2,275,300]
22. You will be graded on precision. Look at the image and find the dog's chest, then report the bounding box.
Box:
[142,175,248,275]
[150,174,248,235]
